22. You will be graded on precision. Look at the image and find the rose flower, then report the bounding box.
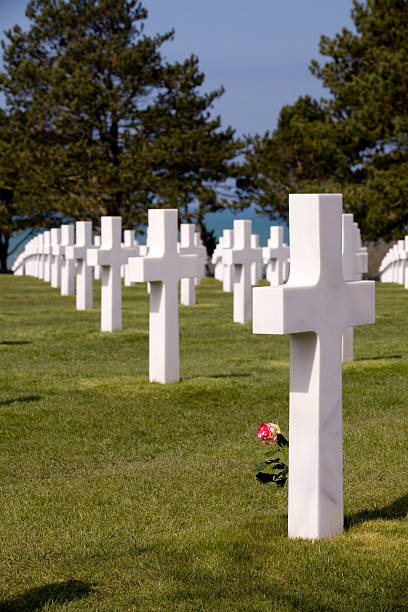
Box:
[256,423,281,445]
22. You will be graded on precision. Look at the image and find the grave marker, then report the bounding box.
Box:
[87,217,138,332]
[253,194,375,540]
[223,220,262,324]
[251,234,263,285]
[342,214,356,362]
[178,224,198,306]
[66,221,94,311]
[222,229,234,292]
[58,225,75,296]
[128,209,198,383]
[43,231,52,282]
[93,235,102,280]
[263,226,289,286]
[50,228,62,288]
[123,230,139,287]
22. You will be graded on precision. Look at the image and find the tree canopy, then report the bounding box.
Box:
[243,0,408,241]
[0,0,242,269]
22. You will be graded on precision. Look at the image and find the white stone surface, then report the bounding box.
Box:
[397,240,405,286]
[58,225,75,296]
[194,232,207,285]
[253,194,375,540]
[222,229,234,292]
[178,224,198,306]
[341,214,356,362]
[128,209,199,383]
[37,234,44,280]
[87,217,139,332]
[223,220,262,324]
[12,252,25,276]
[93,235,101,279]
[66,221,94,311]
[263,226,290,286]
[123,230,139,287]
[50,228,62,288]
[43,231,52,282]
[250,234,263,285]
[212,237,224,281]
[405,236,408,289]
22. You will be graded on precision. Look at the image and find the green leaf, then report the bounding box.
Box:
[263,449,280,457]
[253,461,269,472]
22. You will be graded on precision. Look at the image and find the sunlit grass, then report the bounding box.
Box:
[0,276,407,610]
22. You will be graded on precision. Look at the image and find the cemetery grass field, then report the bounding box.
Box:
[0,276,407,612]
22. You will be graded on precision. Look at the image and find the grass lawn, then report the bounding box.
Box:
[0,276,407,611]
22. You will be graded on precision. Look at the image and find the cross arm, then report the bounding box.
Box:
[253,280,375,336]
[128,256,165,283]
[87,247,114,267]
[52,245,66,256]
[65,244,86,261]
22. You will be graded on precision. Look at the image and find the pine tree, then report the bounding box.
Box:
[243,0,408,241]
[0,0,242,263]
[0,108,59,272]
[240,96,350,221]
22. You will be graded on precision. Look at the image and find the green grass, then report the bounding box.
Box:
[0,276,407,611]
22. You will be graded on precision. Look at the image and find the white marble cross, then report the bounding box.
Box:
[58,225,75,296]
[43,230,52,282]
[93,235,101,280]
[37,233,44,280]
[342,214,356,362]
[87,217,139,332]
[12,252,25,276]
[222,229,234,292]
[178,224,199,306]
[404,236,408,289]
[223,220,262,324]
[263,226,290,286]
[65,221,94,311]
[128,209,198,383]
[397,239,405,286]
[194,232,207,285]
[251,234,263,285]
[25,237,38,277]
[253,194,375,540]
[122,230,139,287]
[212,238,224,281]
[50,228,62,288]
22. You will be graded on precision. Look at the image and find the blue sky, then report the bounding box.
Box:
[0,0,355,136]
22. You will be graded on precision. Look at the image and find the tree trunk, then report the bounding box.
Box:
[197,200,204,240]
[0,232,11,273]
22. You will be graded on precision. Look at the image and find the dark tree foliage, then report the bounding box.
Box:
[0,108,61,272]
[244,0,408,241]
[0,0,242,269]
[240,96,350,222]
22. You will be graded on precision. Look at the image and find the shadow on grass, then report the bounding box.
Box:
[0,395,40,407]
[345,494,408,529]
[0,341,31,346]
[355,354,402,361]
[208,373,252,379]
[0,579,92,611]
[181,373,252,381]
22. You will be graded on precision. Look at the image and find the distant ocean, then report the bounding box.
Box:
[7,206,288,268]
[204,206,289,246]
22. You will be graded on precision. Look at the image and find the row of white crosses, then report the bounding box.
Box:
[12,213,204,384]
[13,216,206,316]
[378,237,408,287]
[12,225,102,288]
[212,224,290,290]
[12,196,375,541]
